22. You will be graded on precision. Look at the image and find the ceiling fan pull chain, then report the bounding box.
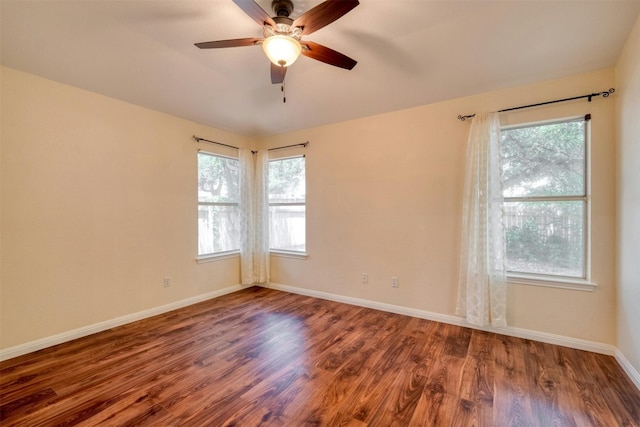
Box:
[282,81,286,103]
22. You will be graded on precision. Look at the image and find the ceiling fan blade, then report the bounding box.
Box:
[292,0,359,35]
[232,0,276,27]
[301,41,357,70]
[271,63,287,84]
[195,38,262,49]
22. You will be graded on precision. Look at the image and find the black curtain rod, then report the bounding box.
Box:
[251,142,309,154]
[457,88,615,121]
[193,136,308,153]
[193,136,239,150]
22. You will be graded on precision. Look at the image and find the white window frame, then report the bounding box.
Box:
[268,155,307,256]
[197,150,240,261]
[501,116,596,291]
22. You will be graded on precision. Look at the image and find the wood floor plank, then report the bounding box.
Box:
[423,326,468,398]
[409,388,479,427]
[492,335,539,426]
[589,351,640,425]
[522,340,578,426]
[339,349,420,424]
[367,368,428,426]
[73,391,170,427]
[457,330,494,408]
[1,286,638,426]
[289,345,383,425]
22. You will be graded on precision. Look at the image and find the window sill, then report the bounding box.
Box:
[197,251,240,263]
[507,274,597,291]
[270,250,308,260]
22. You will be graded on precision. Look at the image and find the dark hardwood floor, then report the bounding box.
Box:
[1,286,639,426]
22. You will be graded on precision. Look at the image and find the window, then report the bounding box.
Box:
[501,117,588,279]
[268,156,306,252]
[197,152,240,256]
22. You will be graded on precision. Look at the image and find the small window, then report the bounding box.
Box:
[268,156,306,252]
[197,152,240,256]
[501,118,588,279]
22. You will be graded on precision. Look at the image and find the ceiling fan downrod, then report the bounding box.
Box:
[271,0,294,17]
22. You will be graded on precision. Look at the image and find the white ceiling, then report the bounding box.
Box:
[2,0,639,136]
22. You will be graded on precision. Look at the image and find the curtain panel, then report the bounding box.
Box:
[252,150,270,284]
[239,149,270,285]
[455,112,507,327]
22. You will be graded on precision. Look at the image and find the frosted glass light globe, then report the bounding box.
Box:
[262,35,302,67]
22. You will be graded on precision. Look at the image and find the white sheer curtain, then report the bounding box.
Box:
[455,112,507,327]
[239,149,270,285]
[252,150,270,283]
[239,149,255,285]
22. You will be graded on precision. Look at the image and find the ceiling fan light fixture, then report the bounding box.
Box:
[262,35,301,67]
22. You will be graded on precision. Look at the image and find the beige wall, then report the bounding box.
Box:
[0,67,251,349]
[260,68,618,345]
[0,64,620,352]
[615,15,640,375]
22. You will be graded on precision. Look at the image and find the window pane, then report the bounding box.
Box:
[198,205,240,255]
[504,201,585,278]
[502,121,585,197]
[198,153,239,203]
[269,205,305,252]
[268,157,305,203]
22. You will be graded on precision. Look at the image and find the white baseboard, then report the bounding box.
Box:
[615,349,640,390]
[261,282,618,356]
[0,284,248,362]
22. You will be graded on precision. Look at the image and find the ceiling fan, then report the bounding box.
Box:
[195,0,359,84]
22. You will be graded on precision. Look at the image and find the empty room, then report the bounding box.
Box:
[1,0,640,425]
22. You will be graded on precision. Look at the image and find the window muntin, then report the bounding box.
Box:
[197,152,240,256]
[268,156,306,252]
[501,118,587,279]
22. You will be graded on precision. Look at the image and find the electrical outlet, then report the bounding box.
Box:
[163,277,171,288]
[392,276,399,288]
[361,273,368,284]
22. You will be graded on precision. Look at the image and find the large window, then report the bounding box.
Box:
[501,117,588,279]
[197,152,240,256]
[268,156,306,252]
